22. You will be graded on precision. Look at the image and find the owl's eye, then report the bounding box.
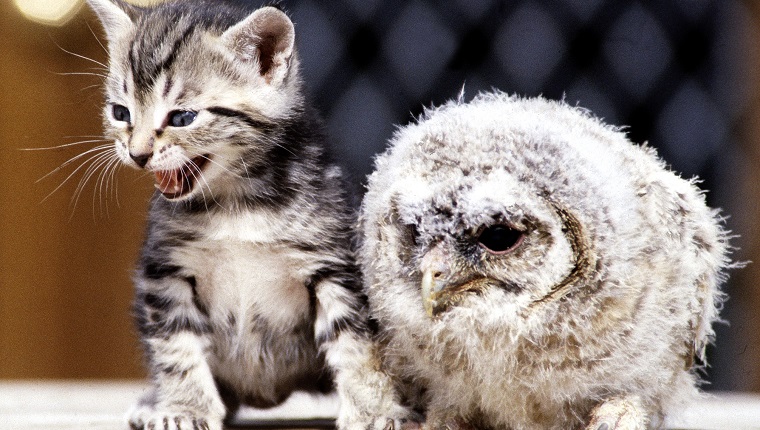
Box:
[477,225,524,254]
[168,110,197,127]
[112,104,131,123]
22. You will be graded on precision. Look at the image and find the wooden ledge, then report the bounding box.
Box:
[1,381,758,429]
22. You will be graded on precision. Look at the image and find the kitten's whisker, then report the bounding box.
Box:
[133,170,152,183]
[185,158,212,214]
[274,143,297,158]
[189,156,229,213]
[21,139,108,151]
[92,158,111,216]
[186,147,250,183]
[36,144,111,183]
[41,145,111,203]
[56,72,108,79]
[198,153,241,179]
[200,174,226,212]
[98,154,120,203]
[80,84,104,93]
[78,148,112,191]
[91,150,118,211]
[95,153,121,217]
[107,158,123,208]
[78,152,113,218]
[53,39,108,69]
[264,136,298,158]
[63,135,108,139]
[71,149,115,212]
[156,168,171,191]
[86,22,109,55]
[181,142,241,179]
[238,156,252,180]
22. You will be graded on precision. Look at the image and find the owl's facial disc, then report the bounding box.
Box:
[420,225,524,317]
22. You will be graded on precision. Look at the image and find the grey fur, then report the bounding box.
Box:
[87,1,411,428]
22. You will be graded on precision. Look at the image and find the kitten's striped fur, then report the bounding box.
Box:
[87,1,411,428]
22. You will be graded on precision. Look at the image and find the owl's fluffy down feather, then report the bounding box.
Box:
[358,92,730,429]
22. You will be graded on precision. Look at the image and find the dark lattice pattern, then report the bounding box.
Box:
[277,0,746,184]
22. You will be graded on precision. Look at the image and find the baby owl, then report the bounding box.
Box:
[358,92,730,429]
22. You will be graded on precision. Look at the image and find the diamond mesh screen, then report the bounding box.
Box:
[281,0,746,185]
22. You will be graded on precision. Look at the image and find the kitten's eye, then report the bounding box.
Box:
[168,110,197,127]
[477,225,524,254]
[112,104,131,123]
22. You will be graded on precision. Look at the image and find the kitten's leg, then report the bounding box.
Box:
[128,280,226,430]
[585,395,648,430]
[310,272,419,429]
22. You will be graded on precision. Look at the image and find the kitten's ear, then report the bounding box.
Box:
[87,0,139,46]
[221,6,295,85]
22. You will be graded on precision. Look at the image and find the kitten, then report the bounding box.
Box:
[86,1,411,429]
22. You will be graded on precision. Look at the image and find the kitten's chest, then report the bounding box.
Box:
[174,216,313,332]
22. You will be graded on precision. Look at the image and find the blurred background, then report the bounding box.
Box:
[1,0,758,393]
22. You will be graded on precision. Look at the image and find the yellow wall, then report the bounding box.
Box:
[0,1,146,379]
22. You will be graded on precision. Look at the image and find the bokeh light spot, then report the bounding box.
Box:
[14,0,84,27]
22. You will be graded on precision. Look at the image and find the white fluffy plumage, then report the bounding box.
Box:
[358,92,731,429]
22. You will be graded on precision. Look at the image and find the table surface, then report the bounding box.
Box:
[0,381,758,429]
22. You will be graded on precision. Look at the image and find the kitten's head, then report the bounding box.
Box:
[88,0,302,201]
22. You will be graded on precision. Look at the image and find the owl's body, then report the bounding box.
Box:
[359,92,729,429]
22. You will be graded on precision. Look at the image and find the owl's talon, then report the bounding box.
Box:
[585,395,647,430]
[424,416,475,430]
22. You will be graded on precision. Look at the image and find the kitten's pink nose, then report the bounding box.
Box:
[130,151,151,168]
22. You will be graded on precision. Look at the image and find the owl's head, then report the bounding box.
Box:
[359,93,647,325]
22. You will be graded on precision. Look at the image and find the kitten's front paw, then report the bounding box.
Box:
[127,404,223,430]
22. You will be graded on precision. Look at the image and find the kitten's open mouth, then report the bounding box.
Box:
[153,155,210,199]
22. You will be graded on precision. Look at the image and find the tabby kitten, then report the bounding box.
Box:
[87,1,411,429]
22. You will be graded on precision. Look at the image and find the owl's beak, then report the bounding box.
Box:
[421,267,445,317]
[421,243,493,317]
[420,243,454,317]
